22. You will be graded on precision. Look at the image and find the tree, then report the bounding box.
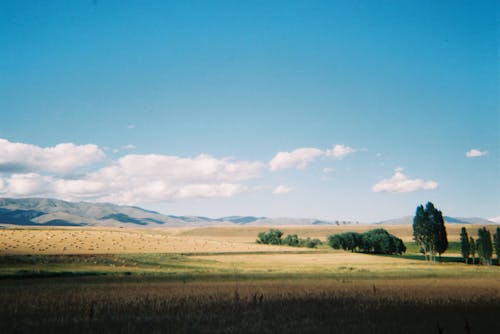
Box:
[283,234,300,246]
[327,229,405,255]
[460,227,470,264]
[328,234,344,249]
[257,229,283,245]
[469,237,476,265]
[494,227,500,263]
[477,227,493,265]
[412,202,448,262]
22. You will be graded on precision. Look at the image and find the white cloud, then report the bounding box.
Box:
[269,148,324,171]
[0,138,104,173]
[4,173,54,196]
[122,144,136,150]
[325,144,356,160]
[489,216,500,223]
[466,149,487,158]
[372,168,438,193]
[273,185,292,194]
[269,144,359,171]
[0,152,264,203]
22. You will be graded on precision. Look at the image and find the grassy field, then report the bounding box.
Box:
[0,224,498,333]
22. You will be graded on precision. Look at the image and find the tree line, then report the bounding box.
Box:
[256,229,323,248]
[257,228,406,255]
[460,226,500,265]
[327,229,406,255]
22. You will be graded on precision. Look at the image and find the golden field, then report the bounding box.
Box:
[0,223,493,255]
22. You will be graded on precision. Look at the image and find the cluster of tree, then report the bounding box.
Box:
[412,202,448,262]
[256,229,322,248]
[460,226,500,265]
[327,229,406,255]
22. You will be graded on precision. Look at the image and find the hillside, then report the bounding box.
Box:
[0,198,496,227]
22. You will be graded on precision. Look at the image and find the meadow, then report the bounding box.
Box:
[0,224,499,333]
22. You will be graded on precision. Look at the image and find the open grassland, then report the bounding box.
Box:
[0,223,493,255]
[0,224,498,333]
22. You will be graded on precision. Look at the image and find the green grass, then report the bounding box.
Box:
[0,251,498,281]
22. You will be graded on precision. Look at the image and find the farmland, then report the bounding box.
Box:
[0,224,499,333]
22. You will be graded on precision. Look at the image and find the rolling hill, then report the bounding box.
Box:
[0,197,496,227]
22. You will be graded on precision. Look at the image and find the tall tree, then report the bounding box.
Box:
[494,227,500,263]
[412,202,448,262]
[469,237,476,265]
[430,203,448,258]
[460,227,470,264]
[477,227,493,265]
[413,204,430,260]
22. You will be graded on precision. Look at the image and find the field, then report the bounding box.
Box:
[0,224,499,333]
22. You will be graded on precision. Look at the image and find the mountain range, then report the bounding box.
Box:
[0,198,497,227]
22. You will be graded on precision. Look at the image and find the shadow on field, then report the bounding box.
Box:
[0,277,498,334]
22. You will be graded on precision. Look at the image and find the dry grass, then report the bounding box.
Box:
[0,277,499,333]
[0,227,313,255]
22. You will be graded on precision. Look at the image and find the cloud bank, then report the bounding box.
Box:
[0,138,264,204]
[372,168,438,193]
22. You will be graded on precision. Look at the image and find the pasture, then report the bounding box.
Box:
[0,224,498,333]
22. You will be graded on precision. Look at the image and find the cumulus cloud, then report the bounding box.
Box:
[122,144,136,150]
[325,144,356,160]
[372,168,438,193]
[273,185,292,194]
[269,148,324,171]
[269,144,359,171]
[0,151,264,203]
[0,138,104,173]
[466,149,487,158]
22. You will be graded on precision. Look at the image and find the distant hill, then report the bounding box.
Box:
[0,197,335,227]
[0,198,227,227]
[0,197,496,227]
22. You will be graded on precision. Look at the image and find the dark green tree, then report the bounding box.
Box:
[494,227,500,263]
[431,204,448,258]
[256,229,283,245]
[412,202,448,262]
[477,227,493,265]
[328,234,343,249]
[460,227,470,264]
[327,229,405,255]
[283,234,300,246]
[469,237,476,265]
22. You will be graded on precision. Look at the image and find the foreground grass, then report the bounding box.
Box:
[0,276,499,333]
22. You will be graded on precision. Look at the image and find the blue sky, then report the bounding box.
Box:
[0,0,498,221]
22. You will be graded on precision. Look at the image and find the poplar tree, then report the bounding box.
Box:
[412,202,448,262]
[460,227,470,264]
[477,227,493,265]
[494,227,500,263]
[469,237,476,265]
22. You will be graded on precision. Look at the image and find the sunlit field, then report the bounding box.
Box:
[0,224,498,333]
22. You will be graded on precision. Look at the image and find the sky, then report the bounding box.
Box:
[0,0,498,222]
